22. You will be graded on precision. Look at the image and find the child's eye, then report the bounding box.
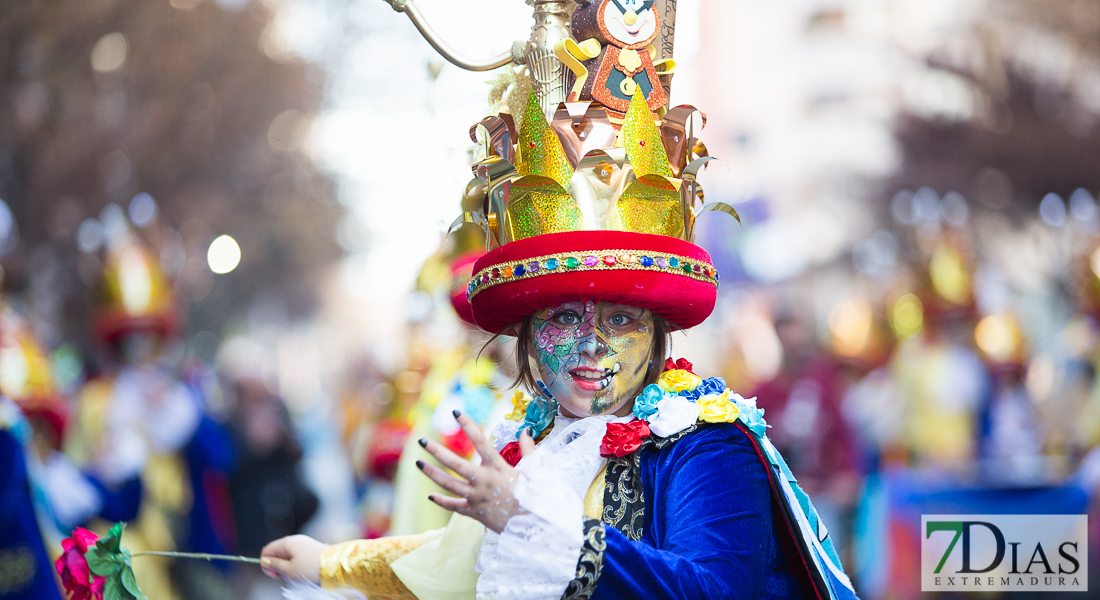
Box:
[555,312,581,325]
[608,314,630,326]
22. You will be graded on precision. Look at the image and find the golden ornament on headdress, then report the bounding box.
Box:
[0,306,59,405]
[619,90,674,180]
[465,70,737,248]
[515,91,573,189]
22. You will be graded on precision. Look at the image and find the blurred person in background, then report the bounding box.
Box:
[750,306,861,563]
[388,242,516,537]
[0,300,144,600]
[228,375,317,599]
[0,396,63,600]
[68,227,236,600]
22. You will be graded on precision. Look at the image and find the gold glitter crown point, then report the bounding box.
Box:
[459,91,738,250]
[515,89,573,190]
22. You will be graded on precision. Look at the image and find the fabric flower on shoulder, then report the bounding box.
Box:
[504,390,529,422]
[600,420,651,458]
[697,390,740,423]
[490,418,521,452]
[681,376,726,401]
[731,393,769,437]
[499,441,523,466]
[657,369,702,394]
[633,384,671,421]
[648,396,700,437]
[522,395,557,438]
[663,357,695,374]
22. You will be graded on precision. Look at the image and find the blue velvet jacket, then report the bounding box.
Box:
[571,422,858,600]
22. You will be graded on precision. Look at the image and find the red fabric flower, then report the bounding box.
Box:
[600,420,651,458]
[441,430,475,458]
[499,441,522,466]
[55,527,105,600]
[663,357,695,374]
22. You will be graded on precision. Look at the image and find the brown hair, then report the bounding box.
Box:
[507,311,672,396]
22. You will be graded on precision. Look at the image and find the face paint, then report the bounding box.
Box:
[529,301,655,418]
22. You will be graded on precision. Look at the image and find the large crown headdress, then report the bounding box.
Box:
[387,0,739,332]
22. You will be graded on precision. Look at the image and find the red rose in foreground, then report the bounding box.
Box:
[441,430,475,458]
[663,358,695,374]
[55,527,105,600]
[600,420,651,458]
[500,441,522,466]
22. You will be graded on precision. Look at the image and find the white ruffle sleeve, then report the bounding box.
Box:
[474,414,628,600]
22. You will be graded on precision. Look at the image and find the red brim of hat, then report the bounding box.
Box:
[19,399,68,449]
[94,311,180,344]
[469,231,718,334]
[450,250,485,326]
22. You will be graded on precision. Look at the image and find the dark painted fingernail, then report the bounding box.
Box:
[453,409,462,418]
[415,460,425,470]
[427,495,436,503]
[418,438,428,448]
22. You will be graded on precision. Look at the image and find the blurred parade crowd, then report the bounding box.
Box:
[3,0,1100,599]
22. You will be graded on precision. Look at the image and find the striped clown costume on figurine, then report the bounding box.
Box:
[260,2,859,599]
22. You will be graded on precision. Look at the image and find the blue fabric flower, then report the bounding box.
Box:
[633,384,668,421]
[522,395,557,437]
[681,377,726,401]
[731,393,769,437]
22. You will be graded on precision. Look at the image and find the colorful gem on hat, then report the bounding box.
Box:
[602,255,617,266]
[546,258,560,269]
[640,256,654,267]
[655,257,668,268]
[583,255,599,267]
[565,257,581,268]
[528,261,540,273]
[514,264,526,277]
[669,257,680,268]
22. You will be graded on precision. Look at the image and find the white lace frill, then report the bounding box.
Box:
[475,414,629,600]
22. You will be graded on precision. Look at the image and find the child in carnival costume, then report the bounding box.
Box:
[262,1,858,597]
[69,226,235,600]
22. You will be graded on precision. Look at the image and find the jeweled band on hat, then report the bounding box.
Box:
[463,85,738,333]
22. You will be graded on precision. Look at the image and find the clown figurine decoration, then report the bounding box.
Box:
[558,0,674,119]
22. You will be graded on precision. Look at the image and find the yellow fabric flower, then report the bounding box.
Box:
[658,369,702,394]
[505,390,529,421]
[697,391,740,424]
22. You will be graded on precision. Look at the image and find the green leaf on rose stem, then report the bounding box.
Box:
[86,547,122,577]
[103,522,124,553]
[103,575,125,600]
[86,522,126,577]
[120,564,146,600]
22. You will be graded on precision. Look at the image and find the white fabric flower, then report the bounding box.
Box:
[648,396,701,437]
[490,418,521,452]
